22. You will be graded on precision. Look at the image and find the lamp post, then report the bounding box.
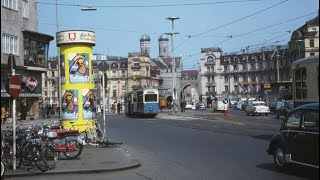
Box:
[165,16,180,113]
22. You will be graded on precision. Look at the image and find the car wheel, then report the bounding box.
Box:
[273,147,288,170]
[246,111,249,116]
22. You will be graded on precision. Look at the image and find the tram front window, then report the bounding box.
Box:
[145,94,157,102]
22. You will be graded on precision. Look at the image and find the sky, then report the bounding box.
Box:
[38,0,319,69]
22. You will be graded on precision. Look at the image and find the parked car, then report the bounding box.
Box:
[241,98,255,111]
[213,101,229,112]
[267,103,319,170]
[276,100,294,119]
[196,102,206,110]
[185,104,194,110]
[245,101,270,116]
[230,97,240,107]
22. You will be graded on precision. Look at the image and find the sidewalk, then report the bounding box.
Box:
[2,117,141,178]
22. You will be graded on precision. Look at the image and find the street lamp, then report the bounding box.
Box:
[165,16,180,113]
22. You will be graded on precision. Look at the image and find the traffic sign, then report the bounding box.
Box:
[264,83,271,89]
[222,98,229,104]
[9,75,21,98]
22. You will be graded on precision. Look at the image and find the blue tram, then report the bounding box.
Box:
[124,88,159,117]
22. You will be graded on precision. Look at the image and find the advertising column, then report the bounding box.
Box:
[56,30,95,131]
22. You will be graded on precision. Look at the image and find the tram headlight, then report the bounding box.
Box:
[149,107,153,112]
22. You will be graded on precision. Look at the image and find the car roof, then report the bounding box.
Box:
[295,103,319,111]
[252,101,265,103]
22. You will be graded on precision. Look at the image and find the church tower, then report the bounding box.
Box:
[158,34,169,57]
[140,34,151,55]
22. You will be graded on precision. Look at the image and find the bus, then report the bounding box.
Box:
[292,55,319,108]
[124,88,159,117]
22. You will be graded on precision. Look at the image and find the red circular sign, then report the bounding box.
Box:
[9,75,21,98]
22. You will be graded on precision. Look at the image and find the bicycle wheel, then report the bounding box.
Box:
[1,161,4,177]
[34,143,49,172]
[21,143,34,166]
[79,131,87,144]
[41,142,57,170]
[96,129,104,143]
[15,144,23,168]
[2,143,13,169]
[63,139,83,160]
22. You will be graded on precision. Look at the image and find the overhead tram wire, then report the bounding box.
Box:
[166,0,289,53]
[191,0,288,37]
[37,0,266,8]
[181,30,291,62]
[178,11,317,61]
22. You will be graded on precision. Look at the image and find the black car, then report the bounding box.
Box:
[267,103,319,170]
[276,100,294,119]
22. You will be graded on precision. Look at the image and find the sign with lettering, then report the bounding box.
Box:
[56,30,95,46]
[61,90,79,120]
[82,89,95,119]
[68,53,90,84]
[26,76,38,91]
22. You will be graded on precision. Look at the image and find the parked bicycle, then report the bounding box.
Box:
[79,119,104,145]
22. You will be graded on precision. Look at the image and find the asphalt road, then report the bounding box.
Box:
[9,113,318,180]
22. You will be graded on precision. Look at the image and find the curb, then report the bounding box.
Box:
[3,147,141,178]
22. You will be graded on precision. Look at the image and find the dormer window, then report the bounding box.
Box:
[207,56,214,62]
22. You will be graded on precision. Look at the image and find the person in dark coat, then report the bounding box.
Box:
[117,102,121,115]
[20,104,27,121]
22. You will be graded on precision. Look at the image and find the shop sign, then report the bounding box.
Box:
[26,76,38,91]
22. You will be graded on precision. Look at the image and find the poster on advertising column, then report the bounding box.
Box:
[62,90,79,120]
[61,54,66,84]
[82,89,95,119]
[68,53,90,84]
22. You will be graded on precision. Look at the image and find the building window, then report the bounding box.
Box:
[233,65,237,71]
[310,53,315,56]
[207,77,210,83]
[234,85,238,92]
[207,67,210,72]
[225,86,229,92]
[2,34,18,54]
[24,39,49,66]
[22,0,28,18]
[207,56,214,62]
[310,39,315,47]
[224,76,229,83]
[234,75,238,82]
[2,0,18,10]
[224,66,228,72]
[112,90,117,98]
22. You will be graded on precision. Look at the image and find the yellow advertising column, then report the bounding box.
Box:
[56,30,96,131]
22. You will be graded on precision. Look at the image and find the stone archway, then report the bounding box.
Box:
[179,83,200,106]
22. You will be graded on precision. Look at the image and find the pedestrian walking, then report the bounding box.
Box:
[112,102,116,115]
[20,104,27,121]
[1,105,6,124]
[117,102,121,115]
[97,106,101,117]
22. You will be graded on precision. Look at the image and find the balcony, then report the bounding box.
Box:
[203,72,217,77]
[206,82,216,86]
[204,61,216,66]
